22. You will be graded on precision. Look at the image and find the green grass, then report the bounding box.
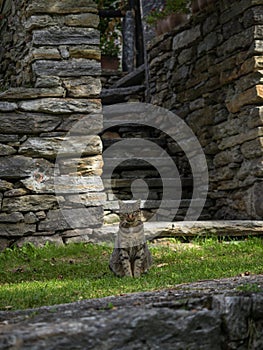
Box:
[0,238,262,311]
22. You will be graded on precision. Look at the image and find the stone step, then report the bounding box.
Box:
[103,178,193,189]
[101,85,145,105]
[102,137,167,149]
[112,64,145,88]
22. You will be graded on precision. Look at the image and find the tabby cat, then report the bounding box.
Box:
[109,199,152,277]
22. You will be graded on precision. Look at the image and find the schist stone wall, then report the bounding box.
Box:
[147,0,263,220]
[0,0,104,250]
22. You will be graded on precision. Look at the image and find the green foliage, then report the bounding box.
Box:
[0,238,262,311]
[146,0,191,25]
[95,0,127,57]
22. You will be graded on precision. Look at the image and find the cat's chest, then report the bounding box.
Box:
[118,222,145,248]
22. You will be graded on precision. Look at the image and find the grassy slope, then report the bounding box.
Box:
[0,238,262,310]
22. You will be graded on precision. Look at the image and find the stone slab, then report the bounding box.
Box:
[33,59,101,77]
[19,135,102,159]
[38,207,103,231]
[19,98,101,114]
[2,195,63,213]
[32,28,99,46]
[26,0,97,16]
[0,283,263,349]
[0,112,62,134]
[0,87,65,100]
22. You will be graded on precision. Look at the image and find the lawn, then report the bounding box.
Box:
[0,237,262,310]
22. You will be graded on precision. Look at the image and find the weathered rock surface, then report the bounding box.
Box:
[0,275,262,349]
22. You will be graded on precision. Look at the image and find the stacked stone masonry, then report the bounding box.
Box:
[0,0,104,250]
[147,0,263,220]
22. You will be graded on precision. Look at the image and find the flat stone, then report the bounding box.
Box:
[0,156,38,180]
[214,148,243,167]
[0,101,17,111]
[69,48,101,60]
[35,76,62,88]
[226,85,263,113]
[24,212,39,224]
[173,25,201,51]
[0,223,36,237]
[26,0,97,16]
[218,127,263,150]
[57,113,103,134]
[0,112,62,134]
[25,15,59,31]
[0,87,65,100]
[19,135,102,159]
[54,175,104,194]
[4,188,28,197]
[19,98,101,114]
[33,59,101,78]
[38,207,103,231]
[1,286,263,349]
[0,134,19,143]
[63,77,101,97]
[0,212,24,223]
[57,155,103,176]
[64,192,106,207]
[32,28,99,46]
[65,13,99,28]
[0,180,13,191]
[31,48,61,60]
[2,195,63,213]
[0,144,16,156]
[241,137,263,159]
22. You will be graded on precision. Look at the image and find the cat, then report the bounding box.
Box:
[109,199,152,277]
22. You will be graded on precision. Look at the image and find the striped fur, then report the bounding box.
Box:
[109,200,152,277]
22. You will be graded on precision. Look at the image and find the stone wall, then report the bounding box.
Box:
[147,0,263,220]
[0,0,104,250]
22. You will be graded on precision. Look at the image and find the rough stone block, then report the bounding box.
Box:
[0,156,46,180]
[57,113,103,134]
[0,223,36,237]
[38,207,103,231]
[33,58,101,78]
[64,192,106,207]
[0,144,16,156]
[69,48,101,60]
[32,28,99,46]
[35,76,62,88]
[19,98,101,114]
[218,127,263,150]
[58,155,103,176]
[0,212,24,223]
[26,0,97,16]
[19,135,102,159]
[0,180,13,191]
[0,112,62,134]
[173,25,201,51]
[241,137,263,159]
[226,85,263,113]
[214,148,243,167]
[64,13,99,28]
[2,195,63,213]
[0,87,65,100]
[54,175,104,194]
[217,27,254,57]
[31,48,61,60]
[63,77,101,97]
[0,102,17,112]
